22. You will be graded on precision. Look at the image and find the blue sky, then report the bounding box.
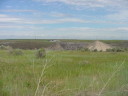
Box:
[0,0,128,39]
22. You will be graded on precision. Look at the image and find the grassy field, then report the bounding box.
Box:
[0,50,128,96]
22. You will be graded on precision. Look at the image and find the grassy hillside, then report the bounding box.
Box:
[0,39,54,49]
[0,39,128,49]
[101,40,128,48]
[0,50,128,96]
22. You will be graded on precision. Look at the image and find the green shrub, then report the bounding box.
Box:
[9,49,23,56]
[124,48,128,51]
[93,49,97,52]
[80,48,89,52]
[36,48,46,58]
[106,48,126,52]
[116,48,125,52]
[106,49,112,52]
[84,48,89,51]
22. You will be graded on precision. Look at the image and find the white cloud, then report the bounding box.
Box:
[27,27,128,39]
[0,13,127,25]
[47,27,128,39]
[0,27,127,39]
[46,27,128,39]
[0,14,23,23]
[50,12,70,17]
[0,17,22,23]
[106,10,128,21]
[52,27,128,33]
[0,9,37,12]
[32,11,72,19]
[0,25,24,28]
[0,14,86,24]
[0,25,38,29]
[12,18,87,24]
[34,0,128,9]
[0,14,8,17]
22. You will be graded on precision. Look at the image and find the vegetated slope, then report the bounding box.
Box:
[0,50,128,96]
[0,39,54,49]
[102,40,128,48]
[0,39,128,49]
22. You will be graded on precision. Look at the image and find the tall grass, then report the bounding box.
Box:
[0,50,128,96]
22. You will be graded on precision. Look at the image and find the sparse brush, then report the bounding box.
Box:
[0,45,6,50]
[9,49,23,56]
[106,48,126,52]
[36,48,46,58]
[0,45,12,50]
[79,48,89,52]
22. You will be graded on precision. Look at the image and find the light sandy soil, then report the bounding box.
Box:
[87,41,112,51]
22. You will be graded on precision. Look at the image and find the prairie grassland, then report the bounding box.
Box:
[0,50,128,96]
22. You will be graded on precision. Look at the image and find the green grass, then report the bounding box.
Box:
[0,50,128,96]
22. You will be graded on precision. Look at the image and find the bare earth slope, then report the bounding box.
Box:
[87,41,112,51]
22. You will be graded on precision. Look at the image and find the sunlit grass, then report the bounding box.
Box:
[0,50,128,96]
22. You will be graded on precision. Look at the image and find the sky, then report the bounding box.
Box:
[0,0,128,40]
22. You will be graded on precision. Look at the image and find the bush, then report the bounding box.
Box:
[0,45,12,50]
[106,49,112,52]
[116,48,125,52]
[84,48,89,51]
[0,45,6,50]
[124,48,128,51]
[9,49,23,56]
[106,48,126,52]
[80,48,89,52]
[36,48,46,58]
[93,49,97,52]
